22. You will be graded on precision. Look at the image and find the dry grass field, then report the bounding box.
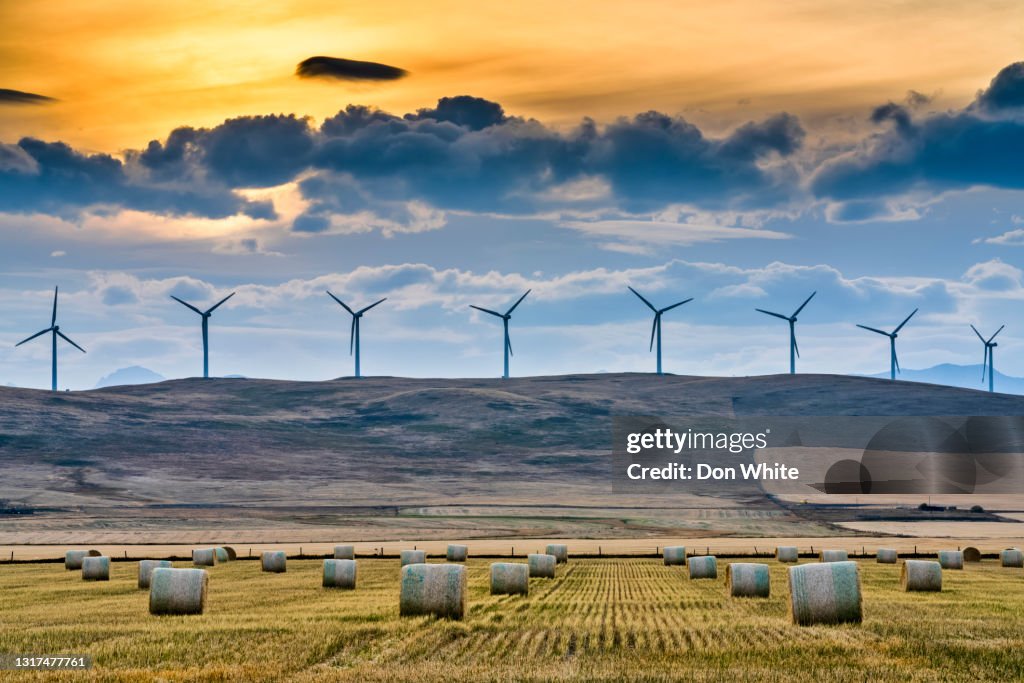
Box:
[2,557,1024,682]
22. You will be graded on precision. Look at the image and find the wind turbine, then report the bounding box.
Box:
[972,324,1004,393]
[628,287,692,375]
[326,291,386,378]
[171,292,235,378]
[469,290,530,379]
[856,308,917,380]
[15,286,86,391]
[755,291,816,375]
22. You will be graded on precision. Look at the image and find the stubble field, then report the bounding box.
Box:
[2,557,1024,682]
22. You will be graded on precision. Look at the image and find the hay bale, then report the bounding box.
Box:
[528,553,556,578]
[688,555,717,580]
[400,550,426,566]
[64,549,101,571]
[262,551,287,573]
[726,563,770,598]
[663,546,686,566]
[775,546,798,563]
[222,546,237,561]
[149,568,208,615]
[963,546,982,563]
[938,550,963,570]
[214,547,230,563]
[901,560,942,592]
[81,556,110,581]
[787,561,862,626]
[399,563,466,619]
[192,547,218,567]
[322,559,357,589]
[138,560,173,589]
[490,563,529,595]
[334,545,355,560]
[819,549,848,563]
[545,544,568,564]
[1000,548,1024,568]
[447,544,468,562]
[876,548,898,564]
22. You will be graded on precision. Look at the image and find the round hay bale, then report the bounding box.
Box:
[876,548,898,564]
[400,550,426,566]
[192,547,217,567]
[399,563,466,620]
[334,545,355,560]
[447,544,468,562]
[81,556,110,581]
[1000,548,1023,568]
[663,546,686,566]
[963,546,981,563]
[262,551,287,573]
[149,568,208,615]
[938,550,963,570]
[726,562,770,598]
[688,555,717,580]
[64,549,100,571]
[490,562,529,595]
[775,546,798,563]
[819,549,848,563]
[222,546,237,561]
[545,544,568,564]
[528,553,556,578]
[901,560,942,592]
[323,559,357,589]
[787,561,862,626]
[138,560,173,589]
[214,547,230,563]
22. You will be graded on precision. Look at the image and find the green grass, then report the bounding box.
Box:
[2,558,1024,681]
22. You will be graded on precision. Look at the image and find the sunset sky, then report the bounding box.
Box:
[2,1,1024,388]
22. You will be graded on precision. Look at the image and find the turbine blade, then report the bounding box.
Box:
[357,297,387,315]
[349,317,355,355]
[327,290,355,315]
[856,324,890,336]
[793,334,800,359]
[982,347,989,382]
[628,286,658,312]
[971,324,985,343]
[505,289,531,316]
[505,328,513,357]
[791,290,816,318]
[205,291,236,315]
[649,315,658,352]
[51,286,58,326]
[469,304,504,318]
[893,308,917,334]
[756,308,789,321]
[894,346,901,374]
[56,330,85,353]
[989,325,1005,343]
[659,297,693,314]
[170,295,203,315]
[16,328,51,346]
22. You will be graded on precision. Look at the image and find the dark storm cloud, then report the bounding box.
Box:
[0,88,56,105]
[973,62,1024,114]
[0,138,273,219]
[296,56,408,82]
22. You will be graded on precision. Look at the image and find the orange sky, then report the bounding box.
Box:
[1,0,1022,151]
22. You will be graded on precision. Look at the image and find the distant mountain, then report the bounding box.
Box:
[868,363,1024,395]
[94,366,165,389]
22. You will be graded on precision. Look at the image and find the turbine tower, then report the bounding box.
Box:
[326,291,387,378]
[856,308,917,380]
[15,286,86,391]
[469,290,530,379]
[755,291,816,374]
[972,324,1004,393]
[628,287,692,375]
[171,292,235,379]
